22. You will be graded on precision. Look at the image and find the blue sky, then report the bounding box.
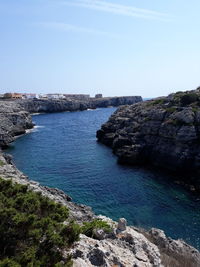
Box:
[0,0,200,97]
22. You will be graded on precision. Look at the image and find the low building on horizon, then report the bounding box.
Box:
[22,93,38,99]
[4,93,23,99]
[64,94,90,100]
[46,94,66,100]
[95,94,103,98]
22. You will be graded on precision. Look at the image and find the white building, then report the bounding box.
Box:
[38,94,48,99]
[22,93,38,99]
[46,94,65,99]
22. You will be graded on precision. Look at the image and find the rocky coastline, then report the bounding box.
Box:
[97,88,200,192]
[14,96,142,113]
[1,95,200,266]
[0,101,33,147]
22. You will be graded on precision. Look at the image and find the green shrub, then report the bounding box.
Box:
[180,93,199,106]
[192,107,198,113]
[154,99,165,105]
[81,219,111,238]
[0,178,80,266]
[0,161,5,167]
[166,107,176,113]
[0,258,20,267]
[174,91,184,99]
[145,99,165,107]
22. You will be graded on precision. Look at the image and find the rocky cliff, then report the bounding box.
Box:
[89,96,143,109]
[15,96,142,113]
[0,100,33,147]
[97,89,200,190]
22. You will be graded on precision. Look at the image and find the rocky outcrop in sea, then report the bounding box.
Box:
[1,95,200,266]
[97,88,200,191]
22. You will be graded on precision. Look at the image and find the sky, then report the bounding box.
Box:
[0,0,200,97]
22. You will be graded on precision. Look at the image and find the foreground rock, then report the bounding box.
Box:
[97,88,200,190]
[71,216,161,267]
[71,232,161,266]
[71,224,200,267]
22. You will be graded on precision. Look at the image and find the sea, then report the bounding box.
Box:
[6,107,200,249]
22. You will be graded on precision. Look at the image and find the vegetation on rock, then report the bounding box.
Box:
[180,93,199,106]
[0,161,5,167]
[0,178,81,267]
[81,219,111,238]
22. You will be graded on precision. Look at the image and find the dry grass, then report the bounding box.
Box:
[161,251,197,267]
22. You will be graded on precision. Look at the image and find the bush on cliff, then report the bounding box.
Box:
[180,93,199,106]
[0,178,81,267]
[81,219,111,238]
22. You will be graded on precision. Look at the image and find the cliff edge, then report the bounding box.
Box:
[97,88,200,190]
[0,100,33,147]
[15,96,142,113]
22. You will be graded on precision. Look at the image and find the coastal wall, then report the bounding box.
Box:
[97,89,200,191]
[1,96,200,266]
[14,96,142,113]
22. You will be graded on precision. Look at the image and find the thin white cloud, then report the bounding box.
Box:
[61,0,172,21]
[40,22,122,38]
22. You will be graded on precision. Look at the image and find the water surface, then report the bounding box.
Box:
[7,108,200,249]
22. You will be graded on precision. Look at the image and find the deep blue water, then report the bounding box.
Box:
[6,108,200,249]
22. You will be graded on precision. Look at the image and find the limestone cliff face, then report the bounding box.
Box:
[0,101,33,147]
[97,89,200,187]
[17,99,89,113]
[89,96,143,109]
[16,96,142,113]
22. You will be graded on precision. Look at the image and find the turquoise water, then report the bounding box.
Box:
[6,108,200,249]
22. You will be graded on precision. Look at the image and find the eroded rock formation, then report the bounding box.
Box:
[97,89,200,189]
[0,101,33,147]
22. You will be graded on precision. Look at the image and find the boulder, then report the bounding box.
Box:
[117,218,127,232]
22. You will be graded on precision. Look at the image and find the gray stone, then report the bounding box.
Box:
[93,229,106,240]
[117,218,127,232]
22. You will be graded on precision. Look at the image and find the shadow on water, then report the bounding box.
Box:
[6,108,200,249]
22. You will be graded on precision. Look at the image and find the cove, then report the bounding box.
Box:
[6,107,200,249]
